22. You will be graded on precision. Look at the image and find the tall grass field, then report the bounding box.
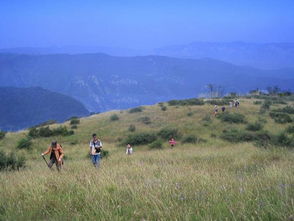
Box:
[0,96,293,220]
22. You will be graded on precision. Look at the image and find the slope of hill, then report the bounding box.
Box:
[0,53,293,112]
[155,42,294,69]
[0,96,293,220]
[0,87,89,131]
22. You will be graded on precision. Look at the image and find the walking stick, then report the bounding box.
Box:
[42,155,50,167]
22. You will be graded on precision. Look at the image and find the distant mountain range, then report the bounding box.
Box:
[1,42,294,69]
[0,87,89,131]
[0,53,293,112]
[155,42,294,69]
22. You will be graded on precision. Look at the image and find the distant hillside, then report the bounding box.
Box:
[0,87,89,131]
[155,42,294,69]
[0,53,293,112]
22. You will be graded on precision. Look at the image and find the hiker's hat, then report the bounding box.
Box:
[51,141,57,147]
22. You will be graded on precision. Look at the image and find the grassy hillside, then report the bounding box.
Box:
[0,96,293,220]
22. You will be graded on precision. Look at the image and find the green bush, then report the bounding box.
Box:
[221,129,255,143]
[123,132,157,145]
[138,116,151,125]
[202,114,212,123]
[38,126,53,137]
[29,126,74,138]
[158,128,182,140]
[168,98,204,106]
[286,125,294,134]
[110,114,119,121]
[273,106,294,114]
[0,151,26,171]
[253,101,262,105]
[187,112,193,117]
[272,133,294,148]
[71,125,78,129]
[182,135,198,144]
[16,137,32,150]
[217,113,246,124]
[52,126,74,136]
[149,140,163,149]
[101,149,109,158]
[261,100,272,111]
[129,106,144,113]
[161,106,167,111]
[128,124,136,132]
[269,112,292,124]
[0,131,6,140]
[246,122,263,131]
[70,118,80,125]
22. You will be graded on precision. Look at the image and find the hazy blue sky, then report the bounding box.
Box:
[0,0,293,49]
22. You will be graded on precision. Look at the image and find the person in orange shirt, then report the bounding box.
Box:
[41,141,64,171]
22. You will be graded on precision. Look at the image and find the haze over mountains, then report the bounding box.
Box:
[0,87,89,131]
[0,53,293,113]
[1,42,294,69]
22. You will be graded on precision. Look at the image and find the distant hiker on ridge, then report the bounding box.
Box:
[89,133,103,168]
[169,137,176,148]
[214,105,219,116]
[126,144,133,155]
[41,141,64,171]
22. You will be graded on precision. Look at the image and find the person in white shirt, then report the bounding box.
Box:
[126,144,133,155]
[89,133,103,167]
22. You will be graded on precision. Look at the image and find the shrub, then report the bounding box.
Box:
[272,133,294,148]
[0,151,26,171]
[269,112,292,124]
[217,112,246,124]
[182,135,198,144]
[149,140,163,149]
[70,118,80,125]
[0,131,6,140]
[221,129,255,143]
[38,126,53,137]
[286,125,294,134]
[28,127,39,138]
[205,99,229,106]
[52,126,74,136]
[110,114,119,121]
[71,125,78,129]
[16,137,32,150]
[261,100,272,110]
[158,128,182,140]
[138,117,151,125]
[101,149,109,158]
[123,132,157,145]
[246,122,263,131]
[128,124,136,132]
[161,106,167,111]
[253,101,262,105]
[187,112,193,117]
[129,106,143,113]
[168,98,204,106]
[202,114,212,123]
[273,106,294,114]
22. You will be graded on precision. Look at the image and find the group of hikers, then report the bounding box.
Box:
[41,134,177,171]
[214,99,240,116]
[41,100,240,171]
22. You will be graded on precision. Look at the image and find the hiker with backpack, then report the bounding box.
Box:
[41,141,64,171]
[126,144,133,155]
[89,133,103,168]
[214,105,219,116]
[169,137,176,148]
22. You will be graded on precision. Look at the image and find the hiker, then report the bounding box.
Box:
[214,105,219,116]
[229,101,233,108]
[126,144,133,155]
[41,141,64,171]
[221,106,226,112]
[89,133,103,168]
[236,99,240,107]
[169,137,176,148]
